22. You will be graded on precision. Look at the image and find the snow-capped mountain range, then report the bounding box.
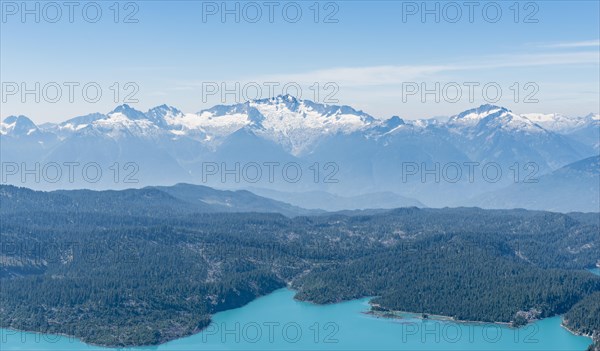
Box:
[521,112,599,132]
[2,95,598,210]
[4,95,597,152]
[10,95,378,155]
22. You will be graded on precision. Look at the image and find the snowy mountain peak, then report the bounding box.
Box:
[274,93,298,103]
[148,104,182,116]
[1,115,39,136]
[453,104,508,122]
[60,113,106,127]
[110,104,147,120]
[521,112,599,132]
[146,104,183,127]
[447,104,546,133]
[3,114,36,126]
[387,116,405,127]
[379,115,406,132]
[480,103,508,111]
[240,96,377,154]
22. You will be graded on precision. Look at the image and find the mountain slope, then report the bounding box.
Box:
[247,187,425,211]
[153,183,318,216]
[443,105,588,171]
[469,155,600,213]
[0,184,316,217]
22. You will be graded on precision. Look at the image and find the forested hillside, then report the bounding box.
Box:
[565,291,600,351]
[1,185,599,347]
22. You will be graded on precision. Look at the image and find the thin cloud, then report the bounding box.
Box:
[248,51,600,87]
[540,40,600,48]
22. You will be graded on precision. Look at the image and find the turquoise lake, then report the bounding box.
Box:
[590,268,600,276]
[0,288,592,351]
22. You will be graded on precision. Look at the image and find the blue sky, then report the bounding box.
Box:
[1,0,599,122]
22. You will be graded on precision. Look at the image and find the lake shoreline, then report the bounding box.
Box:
[0,286,287,348]
[561,322,595,339]
[1,288,594,350]
[365,302,519,328]
[364,301,596,349]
